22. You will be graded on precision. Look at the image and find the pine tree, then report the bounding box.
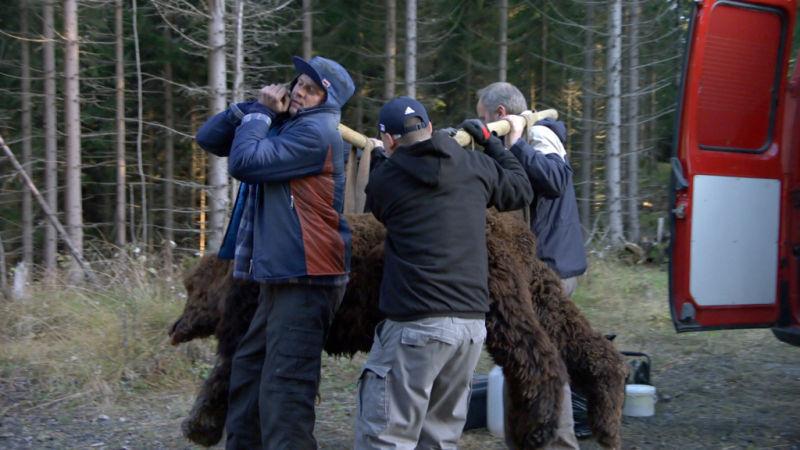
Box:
[64,0,84,281]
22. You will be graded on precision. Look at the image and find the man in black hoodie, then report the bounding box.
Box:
[353,97,532,448]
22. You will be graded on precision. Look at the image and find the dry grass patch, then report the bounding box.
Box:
[0,259,214,406]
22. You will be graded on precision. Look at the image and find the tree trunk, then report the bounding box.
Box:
[465,53,473,112]
[626,1,641,242]
[146,137,155,248]
[404,0,416,97]
[115,0,126,248]
[20,0,33,269]
[128,182,135,243]
[605,0,624,245]
[540,11,547,105]
[131,0,147,248]
[0,231,8,300]
[579,2,594,235]
[498,0,508,82]
[163,32,175,275]
[207,0,229,252]
[649,69,657,167]
[231,0,244,214]
[190,110,207,255]
[42,0,58,280]
[302,0,312,59]
[233,0,244,103]
[1,135,94,283]
[384,0,396,100]
[355,70,364,133]
[64,0,84,281]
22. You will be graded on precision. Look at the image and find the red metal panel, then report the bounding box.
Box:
[696,6,781,150]
[671,0,797,330]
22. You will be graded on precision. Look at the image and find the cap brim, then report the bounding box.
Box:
[292,56,325,91]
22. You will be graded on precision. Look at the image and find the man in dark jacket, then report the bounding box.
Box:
[477,81,586,449]
[354,97,533,448]
[195,56,354,450]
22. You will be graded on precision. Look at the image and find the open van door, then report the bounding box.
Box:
[670,0,799,343]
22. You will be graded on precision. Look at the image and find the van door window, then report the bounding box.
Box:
[696,2,788,153]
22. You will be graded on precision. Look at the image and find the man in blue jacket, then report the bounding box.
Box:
[477,82,587,296]
[195,56,354,450]
[354,97,533,448]
[477,82,587,449]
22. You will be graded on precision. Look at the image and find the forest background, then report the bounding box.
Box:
[0,0,798,284]
[1,3,800,448]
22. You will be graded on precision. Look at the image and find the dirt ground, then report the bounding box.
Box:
[1,261,799,449]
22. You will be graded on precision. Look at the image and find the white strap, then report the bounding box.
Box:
[241,113,272,128]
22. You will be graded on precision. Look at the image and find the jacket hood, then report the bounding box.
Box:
[291,56,355,111]
[387,130,452,187]
[534,118,567,145]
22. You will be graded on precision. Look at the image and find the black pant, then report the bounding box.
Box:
[225,282,345,450]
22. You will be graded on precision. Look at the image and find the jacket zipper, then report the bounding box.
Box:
[290,194,295,209]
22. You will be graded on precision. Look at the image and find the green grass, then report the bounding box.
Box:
[572,256,781,370]
[574,257,671,345]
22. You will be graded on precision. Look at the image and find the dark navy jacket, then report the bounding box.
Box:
[509,119,587,279]
[366,131,533,321]
[195,75,353,284]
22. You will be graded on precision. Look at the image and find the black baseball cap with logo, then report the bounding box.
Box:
[378,96,430,136]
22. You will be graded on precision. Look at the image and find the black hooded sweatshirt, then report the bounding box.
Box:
[365,130,533,321]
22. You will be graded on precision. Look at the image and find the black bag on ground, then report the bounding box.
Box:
[571,388,593,438]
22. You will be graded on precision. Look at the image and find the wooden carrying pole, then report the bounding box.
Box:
[338,109,558,213]
[0,134,97,283]
[452,109,558,147]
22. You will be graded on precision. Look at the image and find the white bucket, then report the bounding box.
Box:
[622,384,657,417]
[486,365,505,437]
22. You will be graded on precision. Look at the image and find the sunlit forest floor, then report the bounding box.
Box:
[1,257,798,449]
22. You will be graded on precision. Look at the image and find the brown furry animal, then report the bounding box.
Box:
[170,212,625,449]
[171,259,259,446]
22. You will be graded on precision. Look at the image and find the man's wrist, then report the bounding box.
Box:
[483,136,506,158]
[505,133,522,148]
[249,102,276,119]
[232,101,277,120]
[230,102,247,120]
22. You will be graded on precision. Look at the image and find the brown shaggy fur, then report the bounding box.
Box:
[515,228,627,448]
[483,213,568,447]
[174,258,259,446]
[169,212,624,449]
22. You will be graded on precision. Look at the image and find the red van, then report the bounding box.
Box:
[670,0,799,345]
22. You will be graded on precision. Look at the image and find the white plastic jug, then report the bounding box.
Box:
[622,384,657,417]
[487,365,506,437]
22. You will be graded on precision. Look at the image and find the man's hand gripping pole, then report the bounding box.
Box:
[452,109,558,147]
